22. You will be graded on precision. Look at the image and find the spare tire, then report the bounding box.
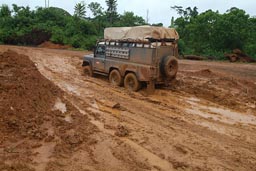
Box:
[160,56,178,79]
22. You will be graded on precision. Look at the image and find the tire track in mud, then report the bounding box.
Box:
[62,80,256,171]
[27,50,176,170]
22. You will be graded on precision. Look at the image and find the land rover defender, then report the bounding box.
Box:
[82,26,179,92]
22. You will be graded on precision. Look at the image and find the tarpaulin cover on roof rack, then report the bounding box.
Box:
[104,25,179,41]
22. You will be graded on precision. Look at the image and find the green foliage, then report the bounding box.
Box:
[0,4,11,17]
[151,23,163,26]
[0,2,149,50]
[74,1,86,18]
[177,39,185,55]
[0,4,97,49]
[172,6,256,59]
[116,11,146,26]
[88,2,103,17]
[201,49,227,60]
[1,1,255,58]
[105,0,118,24]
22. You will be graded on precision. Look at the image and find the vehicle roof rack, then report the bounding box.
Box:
[98,38,176,44]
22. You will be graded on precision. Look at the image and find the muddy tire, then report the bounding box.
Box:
[109,69,123,86]
[84,66,93,77]
[161,56,178,79]
[124,73,141,91]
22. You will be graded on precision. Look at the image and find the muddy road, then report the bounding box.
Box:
[1,45,256,171]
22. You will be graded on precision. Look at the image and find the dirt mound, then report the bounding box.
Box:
[182,69,217,79]
[0,50,61,140]
[38,41,72,49]
[0,50,97,170]
[194,69,216,77]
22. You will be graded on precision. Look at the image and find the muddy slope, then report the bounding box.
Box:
[0,50,98,170]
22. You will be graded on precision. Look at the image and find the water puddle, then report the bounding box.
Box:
[88,100,121,116]
[98,104,121,116]
[186,98,256,125]
[187,97,201,102]
[64,115,73,123]
[91,100,99,109]
[64,83,80,96]
[53,98,73,123]
[53,98,67,113]
[208,106,256,124]
[196,121,227,135]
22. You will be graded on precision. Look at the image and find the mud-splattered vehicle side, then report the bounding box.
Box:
[82,26,179,92]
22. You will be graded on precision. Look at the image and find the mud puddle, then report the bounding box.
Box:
[186,97,256,125]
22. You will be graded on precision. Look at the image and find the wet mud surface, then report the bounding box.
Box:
[1,45,256,171]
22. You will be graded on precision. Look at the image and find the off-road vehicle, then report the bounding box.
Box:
[82,26,179,92]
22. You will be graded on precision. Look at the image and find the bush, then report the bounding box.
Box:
[244,44,256,59]
[83,35,98,50]
[50,27,66,44]
[202,48,227,60]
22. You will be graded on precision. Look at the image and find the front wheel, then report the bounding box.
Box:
[84,66,93,77]
[124,73,141,92]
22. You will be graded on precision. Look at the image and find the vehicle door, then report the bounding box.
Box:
[94,44,106,72]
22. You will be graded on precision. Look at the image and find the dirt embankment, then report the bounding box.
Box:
[0,50,97,171]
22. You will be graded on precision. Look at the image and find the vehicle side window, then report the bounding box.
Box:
[96,45,105,57]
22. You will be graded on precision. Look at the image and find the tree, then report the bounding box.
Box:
[171,5,256,59]
[0,4,11,17]
[170,17,175,28]
[74,1,86,18]
[215,8,249,50]
[152,23,163,26]
[171,6,198,21]
[1,3,254,58]
[244,17,256,57]
[105,0,118,24]
[88,2,103,17]
[118,11,146,26]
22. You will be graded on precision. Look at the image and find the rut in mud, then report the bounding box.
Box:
[1,45,256,171]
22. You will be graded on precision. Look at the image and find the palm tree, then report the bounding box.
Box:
[74,1,86,18]
[105,0,117,24]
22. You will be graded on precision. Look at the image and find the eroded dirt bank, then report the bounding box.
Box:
[1,45,256,171]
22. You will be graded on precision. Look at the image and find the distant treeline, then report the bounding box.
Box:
[0,1,146,49]
[171,6,256,60]
[0,1,255,59]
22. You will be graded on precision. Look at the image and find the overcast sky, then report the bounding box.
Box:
[1,0,256,26]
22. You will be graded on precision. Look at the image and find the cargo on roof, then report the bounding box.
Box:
[104,25,179,41]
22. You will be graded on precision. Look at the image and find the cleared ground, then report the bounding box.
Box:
[1,45,256,171]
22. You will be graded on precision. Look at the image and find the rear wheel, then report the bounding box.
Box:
[84,66,93,77]
[109,69,123,86]
[124,73,141,91]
